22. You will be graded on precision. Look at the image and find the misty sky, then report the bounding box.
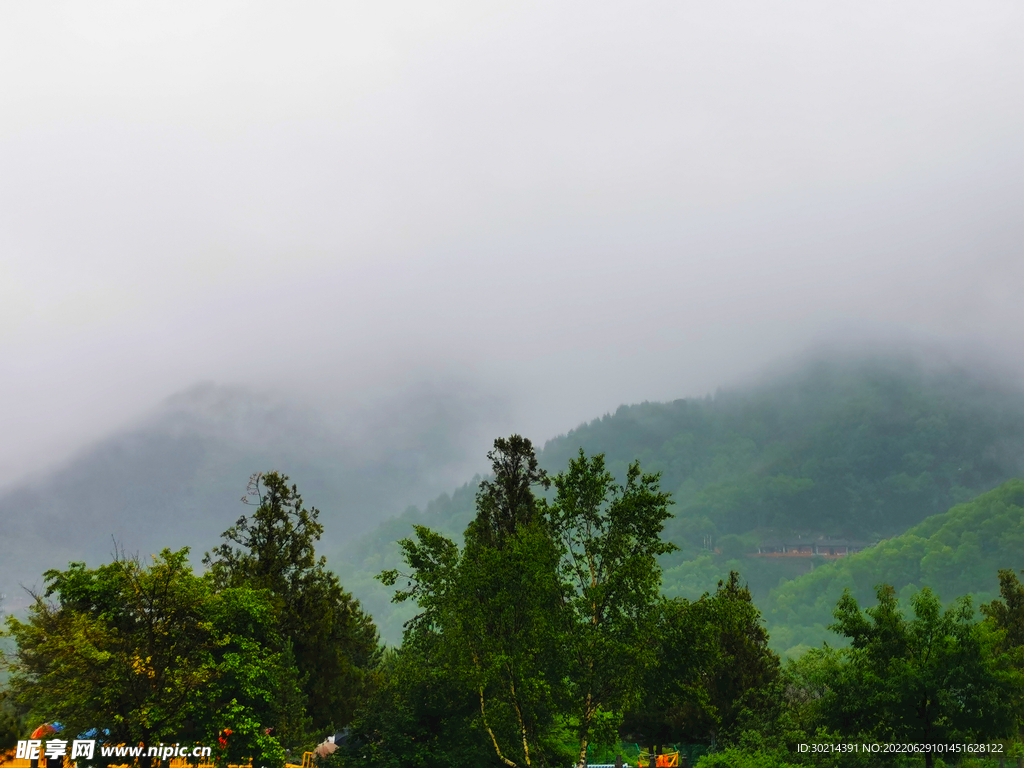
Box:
[2,1,1023,488]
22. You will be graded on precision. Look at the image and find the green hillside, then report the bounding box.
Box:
[763,478,1024,656]
[338,355,1024,644]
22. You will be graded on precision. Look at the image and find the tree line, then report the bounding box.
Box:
[3,436,1024,768]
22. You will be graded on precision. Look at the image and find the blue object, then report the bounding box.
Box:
[76,728,110,739]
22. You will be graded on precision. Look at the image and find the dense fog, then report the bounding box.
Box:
[2,1,1023,491]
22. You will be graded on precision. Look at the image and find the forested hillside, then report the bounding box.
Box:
[340,355,1024,643]
[763,478,1024,656]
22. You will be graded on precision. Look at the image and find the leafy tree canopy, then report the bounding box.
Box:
[820,584,1020,768]
[205,472,380,731]
[380,438,677,768]
[548,450,676,767]
[3,548,303,768]
[624,573,781,751]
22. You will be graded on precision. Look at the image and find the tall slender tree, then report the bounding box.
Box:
[205,472,379,730]
[547,451,676,768]
[382,436,566,767]
[382,439,678,768]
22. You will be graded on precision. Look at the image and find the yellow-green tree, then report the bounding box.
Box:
[3,549,305,768]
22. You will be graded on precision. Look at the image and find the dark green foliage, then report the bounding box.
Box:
[624,573,781,750]
[693,574,782,743]
[205,472,380,730]
[979,569,1024,738]
[820,585,1019,768]
[471,435,551,546]
[342,643,491,768]
[982,568,1024,650]
[0,693,19,752]
[780,647,843,744]
[695,748,799,768]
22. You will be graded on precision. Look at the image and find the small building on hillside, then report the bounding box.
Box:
[750,537,870,559]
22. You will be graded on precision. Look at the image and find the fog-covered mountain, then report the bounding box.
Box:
[0,381,505,608]
[8,351,1024,649]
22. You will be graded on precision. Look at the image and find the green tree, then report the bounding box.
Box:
[3,549,302,768]
[199,585,310,761]
[382,436,567,768]
[381,439,678,768]
[471,434,550,546]
[823,584,1018,768]
[624,574,781,751]
[980,569,1024,737]
[205,472,380,730]
[697,574,782,743]
[781,646,843,746]
[344,641,491,768]
[982,568,1024,650]
[0,692,19,754]
[547,450,676,768]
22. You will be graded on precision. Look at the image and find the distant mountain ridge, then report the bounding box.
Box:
[0,381,503,607]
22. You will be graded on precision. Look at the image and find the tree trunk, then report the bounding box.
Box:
[139,731,153,768]
[575,693,594,768]
[506,668,532,767]
[479,686,520,768]
[575,737,588,768]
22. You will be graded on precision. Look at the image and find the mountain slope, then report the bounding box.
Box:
[762,479,1024,656]
[0,382,500,608]
[343,355,1024,644]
